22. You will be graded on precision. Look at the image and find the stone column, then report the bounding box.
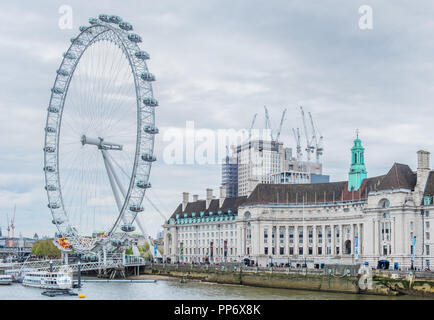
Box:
[331,225,335,256]
[340,225,344,256]
[312,225,317,256]
[350,224,354,255]
[303,225,308,257]
[294,225,299,256]
[285,226,289,256]
[322,225,326,256]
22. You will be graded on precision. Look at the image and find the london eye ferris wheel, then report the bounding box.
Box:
[43,14,158,253]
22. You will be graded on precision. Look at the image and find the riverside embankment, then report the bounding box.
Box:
[137,264,434,297]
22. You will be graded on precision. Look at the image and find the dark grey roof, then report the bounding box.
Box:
[423,171,434,198]
[168,196,248,221]
[244,163,418,205]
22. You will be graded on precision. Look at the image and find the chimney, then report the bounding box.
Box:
[219,186,226,207]
[192,194,199,202]
[206,188,213,209]
[182,192,189,211]
[415,150,431,205]
[417,150,430,170]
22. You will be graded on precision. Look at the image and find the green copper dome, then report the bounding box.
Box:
[348,131,367,191]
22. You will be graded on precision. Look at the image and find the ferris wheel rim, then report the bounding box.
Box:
[43,16,156,253]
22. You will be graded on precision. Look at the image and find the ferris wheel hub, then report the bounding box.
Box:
[80,135,123,151]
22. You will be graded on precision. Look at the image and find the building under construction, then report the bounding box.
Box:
[221,106,329,197]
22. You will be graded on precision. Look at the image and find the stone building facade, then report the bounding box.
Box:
[163,137,434,270]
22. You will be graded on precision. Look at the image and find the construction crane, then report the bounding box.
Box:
[264,106,273,141]
[275,108,287,143]
[292,128,303,162]
[308,112,324,163]
[300,106,314,161]
[11,205,16,247]
[6,213,10,247]
[248,113,258,141]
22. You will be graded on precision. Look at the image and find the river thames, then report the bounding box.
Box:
[1,278,432,300]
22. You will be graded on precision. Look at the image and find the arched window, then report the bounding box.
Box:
[379,198,390,208]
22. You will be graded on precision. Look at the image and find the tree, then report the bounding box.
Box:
[31,239,61,258]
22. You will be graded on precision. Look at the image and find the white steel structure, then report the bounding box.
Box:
[43,14,158,253]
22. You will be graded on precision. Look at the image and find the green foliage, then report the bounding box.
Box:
[125,247,133,255]
[31,239,61,258]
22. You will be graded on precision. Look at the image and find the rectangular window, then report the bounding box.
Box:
[264,229,268,243]
[336,247,340,255]
[318,247,322,255]
[280,247,284,255]
[264,247,268,255]
[289,228,294,244]
[308,247,313,255]
[280,228,284,244]
[272,247,275,255]
[289,247,294,255]
[299,229,303,244]
[299,247,303,255]
[426,232,430,240]
[426,245,430,256]
[308,229,313,244]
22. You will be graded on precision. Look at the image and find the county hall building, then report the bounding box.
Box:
[163,135,434,270]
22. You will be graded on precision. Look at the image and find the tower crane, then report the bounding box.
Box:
[264,106,273,141]
[6,213,10,247]
[11,205,16,248]
[275,108,287,143]
[292,128,303,162]
[308,112,324,163]
[300,106,314,161]
[248,113,258,141]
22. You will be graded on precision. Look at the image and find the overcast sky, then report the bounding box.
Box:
[1,0,434,238]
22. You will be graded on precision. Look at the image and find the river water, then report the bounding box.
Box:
[1,278,432,300]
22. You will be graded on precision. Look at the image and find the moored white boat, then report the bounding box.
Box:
[22,271,72,289]
[0,275,13,285]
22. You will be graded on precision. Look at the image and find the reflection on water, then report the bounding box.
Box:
[1,279,431,300]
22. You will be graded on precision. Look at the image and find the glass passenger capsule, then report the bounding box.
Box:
[111,239,123,246]
[140,72,156,81]
[143,125,159,134]
[56,69,70,77]
[136,181,151,189]
[119,22,133,31]
[120,224,136,232]
[45,127,56,133]
[51,87,64,94]
[52,218,64,225]
[109,15,122,24]
[135,50,150,60]
[98,14,110,22]
[127,33,142,43]
[43,146,56,153]
[141,153,156,162]
[45,185,57,191]
[79,25,92,33]
[48,106,59,113]
[70,37,84,45]
[48,203,60,209]
[142,97,158,107]
[63,52,76,59]
[43,166,55,172]
[129,205,144,212]
[89,17,98,25]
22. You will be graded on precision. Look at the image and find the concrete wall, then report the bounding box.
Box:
[142,265,360,294]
